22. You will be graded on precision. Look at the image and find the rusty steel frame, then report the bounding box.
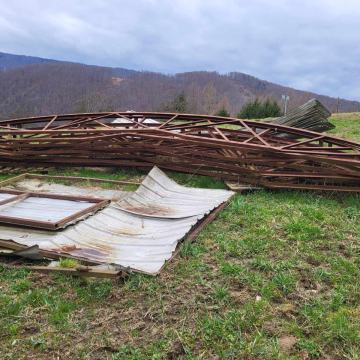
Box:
[0,111,359,191]
[0,189,109,230]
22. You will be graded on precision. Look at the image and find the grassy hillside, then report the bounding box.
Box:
[0,118,359,359]
[329,113,360,141]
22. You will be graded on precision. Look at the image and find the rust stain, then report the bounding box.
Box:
[55,245,78,252]
[110,227,140,235]
[71,248,107,258]
[51,245,108,258]
[121,204,174,216]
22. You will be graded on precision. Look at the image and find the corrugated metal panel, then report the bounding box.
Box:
[0,197,94,223]
[112,118,159,125]
[0,167,233,274]
[0,193,16,202]
[116,167,232,218]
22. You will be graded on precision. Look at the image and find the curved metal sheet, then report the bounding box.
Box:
[0,167,233,274]
[116,167,232,218]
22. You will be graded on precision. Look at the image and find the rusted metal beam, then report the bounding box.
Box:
[0,111,358,192]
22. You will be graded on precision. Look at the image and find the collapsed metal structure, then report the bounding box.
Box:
[0,167,234,275]
[0,111,359,191]
[267,98,334,133]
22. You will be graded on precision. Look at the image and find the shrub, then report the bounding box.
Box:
[215,107,230,117]
[237,98,281,119]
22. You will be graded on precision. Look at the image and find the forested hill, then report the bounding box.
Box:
[0,51,358,119]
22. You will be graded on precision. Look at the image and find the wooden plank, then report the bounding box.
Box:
[55,199,109,229]
[225,181,262,192]
[0,173,140,189]
[27,265,124,278]
[0,262,124,278]
[0,173,28,187]
[27,174,141,186]
[0,185,110,230]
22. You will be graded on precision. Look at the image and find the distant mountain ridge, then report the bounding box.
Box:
[0,52,58,70]
[0,51,358,119]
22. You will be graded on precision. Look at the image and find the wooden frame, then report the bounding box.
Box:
[0,189,109,230]
[0,173,140,187]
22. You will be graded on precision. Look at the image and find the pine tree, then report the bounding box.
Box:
[237,98,281,119]
[216,107,230,117]
[173,92,187,113]
[163,92,188,113]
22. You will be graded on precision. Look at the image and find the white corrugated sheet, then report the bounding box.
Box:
[112,118,159,125]
[0,167,233,274]
[0,196,94,223]
[117,167,232,218]
[0,193,16,202]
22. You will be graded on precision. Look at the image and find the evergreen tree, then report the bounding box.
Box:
[173,92,187,113]
[163,92,188,113]
[237,98,281,119]
[215,107,230,117]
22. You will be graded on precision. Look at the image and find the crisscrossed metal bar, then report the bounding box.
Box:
[0,111,359,191]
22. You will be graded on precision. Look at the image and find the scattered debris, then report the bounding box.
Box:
[0,173,140,188]
[0,110,358,191]
[0,173,139,200]
[0,167,234,275]
[0,245,43,260]
[225,181,263,192]
[266,98,334,133]
[3,261,124,279]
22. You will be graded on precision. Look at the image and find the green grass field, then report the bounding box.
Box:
[0,118,359,359]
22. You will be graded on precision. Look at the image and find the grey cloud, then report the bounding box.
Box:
[0,0,360,99]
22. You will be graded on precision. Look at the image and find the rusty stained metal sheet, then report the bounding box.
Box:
[117,167,232,218]
[0,167,233,274]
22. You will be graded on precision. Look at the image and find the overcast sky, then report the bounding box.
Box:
[1,0,360,99]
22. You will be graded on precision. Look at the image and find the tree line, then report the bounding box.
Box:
[1,62,354,120]
[163,92,282,119]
